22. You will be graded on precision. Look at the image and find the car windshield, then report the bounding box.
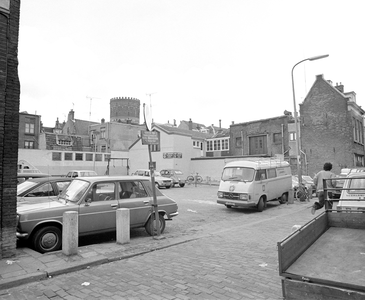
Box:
[17,180,38,195]
[59,179,90,203]
[221,167,254,182]
[348,177,365,194]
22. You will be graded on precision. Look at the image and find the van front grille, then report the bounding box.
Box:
[222,192,240,200]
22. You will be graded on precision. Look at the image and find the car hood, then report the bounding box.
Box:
[17,199,66,213]
[156,176,172,181]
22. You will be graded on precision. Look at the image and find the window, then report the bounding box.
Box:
[207,140,213,151]
[64,153,73,160]
[289,132,296,141]
[100,127,106,139]
[58,139,72,146]
[193,141,196,147]
[267,168,277,179]
[235,137,242,147]
[104,154,111,161]
[95,154,102,161]
[25,118,35,134]
[52,152,62,161]
[24,141,34,149]
[101,145,106,152]
[255,170,267,181]
[86,153,93,161]
[87,182,115,202]
[75,153,83,161]
[25,183,54,197]
[119,181,148,199]
[222,139,229,150]
[273,133,282,144]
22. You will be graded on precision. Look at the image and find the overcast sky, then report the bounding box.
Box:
[18,0,365,129]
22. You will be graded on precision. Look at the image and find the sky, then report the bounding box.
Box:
[18,0,365,129]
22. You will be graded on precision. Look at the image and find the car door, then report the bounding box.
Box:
[118,180,152,227]
[78,181,119,235]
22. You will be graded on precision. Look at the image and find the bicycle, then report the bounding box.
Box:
[186,173,203,185]
[295,184,309,202]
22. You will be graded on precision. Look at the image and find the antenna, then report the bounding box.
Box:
[146,92,157,107]
[86,96,101,120]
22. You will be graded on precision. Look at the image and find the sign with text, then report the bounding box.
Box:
[163,152,182,159]
[141,131,159,145]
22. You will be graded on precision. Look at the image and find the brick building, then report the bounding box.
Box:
[229,115,290,159]
[18,112,41,149]
[0,0,20,258]
[300,74,365,176]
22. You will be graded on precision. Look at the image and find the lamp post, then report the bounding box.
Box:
[291,54,329,187]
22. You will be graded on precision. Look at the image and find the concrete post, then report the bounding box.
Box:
[62,211,78,256]
[116,208,130,244]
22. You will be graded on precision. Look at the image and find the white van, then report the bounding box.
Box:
[217,159,292,212]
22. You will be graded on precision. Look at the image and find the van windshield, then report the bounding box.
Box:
[222,167,254,182]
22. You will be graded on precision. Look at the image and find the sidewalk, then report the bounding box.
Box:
[0,198,314,291]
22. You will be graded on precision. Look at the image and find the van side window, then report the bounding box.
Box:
[267,169,277,179]
[255,170,266,181]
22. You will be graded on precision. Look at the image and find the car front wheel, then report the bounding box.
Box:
[145,214,166,236]
[32,226,62,253]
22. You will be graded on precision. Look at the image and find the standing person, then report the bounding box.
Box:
[311,162,337,214]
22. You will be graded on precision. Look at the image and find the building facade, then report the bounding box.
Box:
[0,0,20,258]
[300,74,365,176]
[18,112,41,149]
[229,115,290,160]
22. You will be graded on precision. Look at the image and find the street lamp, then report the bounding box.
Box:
[291,54,329,188]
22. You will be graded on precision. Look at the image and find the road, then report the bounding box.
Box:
[3,185,315,299]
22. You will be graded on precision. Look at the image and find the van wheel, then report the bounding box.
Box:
[226,205,232,209]
[279,193,288,204]
[179,183,185,187]
[257,197,266,212]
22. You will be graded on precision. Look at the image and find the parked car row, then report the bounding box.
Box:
[132,169,186,188]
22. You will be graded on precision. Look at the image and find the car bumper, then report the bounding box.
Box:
[217,199,256,208]
[16,231,29,239]
[166,212,179,220]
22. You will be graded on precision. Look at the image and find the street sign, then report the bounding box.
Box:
[141,131,159,145]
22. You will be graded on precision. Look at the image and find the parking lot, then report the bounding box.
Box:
[4,185,316,299]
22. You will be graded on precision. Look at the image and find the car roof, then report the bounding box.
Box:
[67,170,97,172]
[73,175,150,183]
[24,176,71,183]
[346,173,365,178]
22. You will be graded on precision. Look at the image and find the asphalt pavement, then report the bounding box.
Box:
[0,192,317,299]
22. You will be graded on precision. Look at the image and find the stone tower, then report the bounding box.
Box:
[110,97,140,124]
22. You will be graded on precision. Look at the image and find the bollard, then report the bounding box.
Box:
[288,189,294,204]
[62,211,78,256]
[116,208,130,244]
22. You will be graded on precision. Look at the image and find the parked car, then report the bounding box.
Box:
[133,169,173,189]
[160,169,186,187]
[16,176,178,253]
[333,168,365,199]
[17,172,51,184]
[17,177,72,202]
[65,170,98,178]
[337,173,365,211]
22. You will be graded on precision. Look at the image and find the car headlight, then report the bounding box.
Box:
[217,191,223,198]
[239,194,249,200]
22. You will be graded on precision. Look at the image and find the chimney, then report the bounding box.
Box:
[335,82,344,93]
[219,119,221,129]
[232,121,234,125]
[101,118,105,124]
[173,119,176,126]
[188,118,193,130]
[68,109,75,121]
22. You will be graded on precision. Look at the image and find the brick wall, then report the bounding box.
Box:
[0,0,21,258]
[300,75,365,176]
[229,116,289,157]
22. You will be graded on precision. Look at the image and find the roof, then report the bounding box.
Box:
[153,123,212,139]
[73,175,150,183]
[224,159,289,169]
